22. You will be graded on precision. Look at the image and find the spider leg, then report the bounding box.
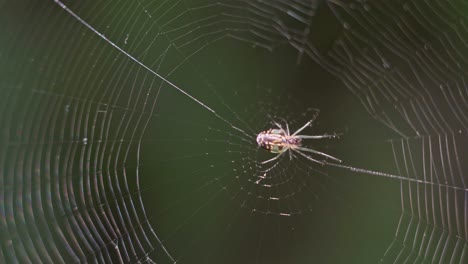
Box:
[267,115,280,127]
[290,150,299,159]
[273,121,284,130]
[291,120,313,136]
[292,149,325,165]
[276,117,290,135]
[296,146,342,163]
[261,151,285,164]
[297,133,341,139]
[267,116,291,136]
[268,116,287,133]
[291,108,321,136]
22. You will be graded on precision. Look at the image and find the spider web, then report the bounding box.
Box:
[0,0,467,263]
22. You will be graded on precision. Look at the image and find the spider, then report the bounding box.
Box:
[256,117,341,165]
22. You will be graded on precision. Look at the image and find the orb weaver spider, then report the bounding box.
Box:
[256,117,341,165]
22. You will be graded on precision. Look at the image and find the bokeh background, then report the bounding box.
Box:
[1,1,466,264]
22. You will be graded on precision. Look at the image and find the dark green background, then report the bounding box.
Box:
[1,1,403,263]
[140,38,401,263]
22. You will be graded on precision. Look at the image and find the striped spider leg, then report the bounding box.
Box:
[256,118,341,165]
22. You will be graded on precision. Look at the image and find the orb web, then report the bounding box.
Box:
[0,0,467,263]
